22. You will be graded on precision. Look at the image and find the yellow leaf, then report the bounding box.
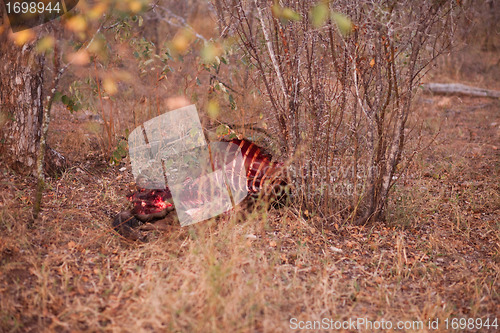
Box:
[88,34,106,57]
[129,0,142,13]
[207,99,220,119]
[201,42,222,63]
[170,28,195,54]
[370,58,375,67]
[89,3,107,19]
[103,78,118,95]
[66,16,87,32]
[12,30,35,46]
[35,36,55,53]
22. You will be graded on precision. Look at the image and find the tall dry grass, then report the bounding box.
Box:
[1,1,498,332]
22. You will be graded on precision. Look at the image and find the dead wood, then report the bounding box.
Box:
[422,83,500,98]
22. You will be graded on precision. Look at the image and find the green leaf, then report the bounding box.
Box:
[331,12,353,36]
[110,139,128,165]
[272,4,302,24]
[116,145,127,156]
[216,124,230,137]
[228,94,236,110]
[61,95,70,105]
[282,7,302,22]
[53,91,63,102]
[310,3,329,28]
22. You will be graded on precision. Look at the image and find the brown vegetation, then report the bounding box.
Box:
[214,0,462,225]
[0,0,498,332]
[1,38,499,333]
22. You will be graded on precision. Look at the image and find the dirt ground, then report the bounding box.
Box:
[0,45,499,332]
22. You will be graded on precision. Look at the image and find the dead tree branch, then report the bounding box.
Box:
[422,83,500,98]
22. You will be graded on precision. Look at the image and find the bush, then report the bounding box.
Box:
[213,0,462,224]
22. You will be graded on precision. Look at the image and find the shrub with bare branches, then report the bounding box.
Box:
[213,0,462,224]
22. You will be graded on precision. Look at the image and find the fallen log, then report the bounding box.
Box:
[421,83,500,98]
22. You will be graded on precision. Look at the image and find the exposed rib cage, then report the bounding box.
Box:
[114,138,289,235]
[220,138,287,198]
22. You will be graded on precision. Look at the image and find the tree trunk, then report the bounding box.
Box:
[0,32,67,175]
[0,32,45,174]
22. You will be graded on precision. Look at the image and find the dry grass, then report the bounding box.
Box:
[1,37,499,333]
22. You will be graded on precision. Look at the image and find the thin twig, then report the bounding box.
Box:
[32,22,105,221]
[254,0,288,100]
